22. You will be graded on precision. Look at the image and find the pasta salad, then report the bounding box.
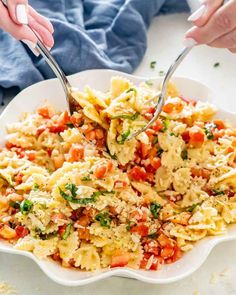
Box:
[0,76,235,271]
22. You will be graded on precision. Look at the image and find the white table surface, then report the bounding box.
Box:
[1,13,236,295]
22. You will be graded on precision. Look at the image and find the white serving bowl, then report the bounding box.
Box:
[0,69,236,286]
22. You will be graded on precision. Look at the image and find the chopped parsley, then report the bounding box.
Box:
[9,200,21,210]
[81,176,92,182]
[181,149,188,160]
[95,212,111,228]
[162,120,169,132]
[62,223,72,240]
[153,136,158,145]
[159,70,165,76]
[157,148,164,157]
[59,184,114,205]
[20,199,33,215]
[212,189,225,196]
[33,183,40,191]
[186,202,202,212]
[126,88,137,95]
[150,202,162,218]
[150,61,157,69]
[111,112,139,121]
[148,232,157,239]
[66,123,74,128]
[213,62,220,68]
[204,123,217,140]
[126,220,136,231]
[116,129,131,144]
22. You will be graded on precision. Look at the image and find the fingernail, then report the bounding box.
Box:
[16,4,28,24]
[22,39,40,56]
[188,5,206,22]
[183,38,198,48]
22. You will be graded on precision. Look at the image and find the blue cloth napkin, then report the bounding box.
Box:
[0,0,189,103]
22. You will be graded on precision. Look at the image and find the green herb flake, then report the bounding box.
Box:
[81,176,92,182]
[181,149,188,160]
[111,112,139,121]
[162,120,169,132]
[62,223,72,240]
[9,200,21,210]
[20,199,33,215]
[126,220,136,231]
[157,148,164,157]
[33,183,40,191]
[150,202,162,218]
[212,189,225,196]
[204,123,217,140]
[116,129,131,145]
[213,62,220,68]
[66,123,74,128]
[153,136,158,145]
[159,70,165,76]
[95,212,111,228]
[126,88,138,96]
[186,202,202,212]
[145,80,153,86]
[150,61,157,69]
[148,232,157,239]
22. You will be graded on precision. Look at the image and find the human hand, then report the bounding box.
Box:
[184,0,236,53]
[0,0,54,55]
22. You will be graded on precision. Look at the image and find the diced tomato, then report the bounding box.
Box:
[150,157,161,170]
[70,113,83,127]
[107,161,113,172]
[191,167,211,180]
[14,173,24,185]
[85,130,96,141]
[94,165,107,179]
[214,120,226,130]
[57,111,71,126]
[37,125,47,135]
[67,144,84,162]
[53,154,65,169]
[182,130,190,143]
[5,141,16,149]
[52,252,61,262]
[58,225,67,237]
[213,129,225,140]
[75,215,90,227]
[25,150,36,161]
[226,146,234,154]
[189,126,205,148]
[151,119,164,132]
[157,233,172,247]
[143,240,160,256]
[130,223,149,237]
[140,253,163,270]
[130,210,147,222]
[37,106,52,119]
[172,246,183,262]
[48,124,66,133]
[162,101,184,114]
[77,228,90,240]
[109,206,118,215]
[94,128,105,140]
[140,143,152,159]
[160,245,175,259]
[128,166,147,182]
[51,213,66,223]
[111,253,130,268]
[15,226,29,238]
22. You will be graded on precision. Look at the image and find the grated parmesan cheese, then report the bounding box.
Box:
[0,282,17,294]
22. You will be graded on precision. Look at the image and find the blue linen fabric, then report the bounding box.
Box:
[0,0,189,103]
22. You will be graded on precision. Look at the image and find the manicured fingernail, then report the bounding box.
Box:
[16,4,28,24]
[183,38,198,48]
[188,5,206,22]
[22,39,39,56]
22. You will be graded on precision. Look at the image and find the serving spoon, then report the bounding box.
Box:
[1,0,79,115]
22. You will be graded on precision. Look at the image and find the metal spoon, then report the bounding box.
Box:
[1,0,78,115]
[129,46,192,139]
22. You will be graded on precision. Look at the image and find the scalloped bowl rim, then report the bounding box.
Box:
[0,69,235,286]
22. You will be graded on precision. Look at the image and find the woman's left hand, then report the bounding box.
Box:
[184,0,236,53]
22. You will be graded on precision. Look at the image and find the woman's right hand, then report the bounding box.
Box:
[0,0,54,54]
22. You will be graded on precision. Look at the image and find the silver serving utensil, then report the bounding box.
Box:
[129,46,191,139]
[1,0,78,115]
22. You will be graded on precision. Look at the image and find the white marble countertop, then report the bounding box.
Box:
[1,13,236,295]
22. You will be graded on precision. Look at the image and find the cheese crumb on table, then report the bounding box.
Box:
[0,282,17,294]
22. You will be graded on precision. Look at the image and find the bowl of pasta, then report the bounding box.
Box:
[0,69,236,286]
